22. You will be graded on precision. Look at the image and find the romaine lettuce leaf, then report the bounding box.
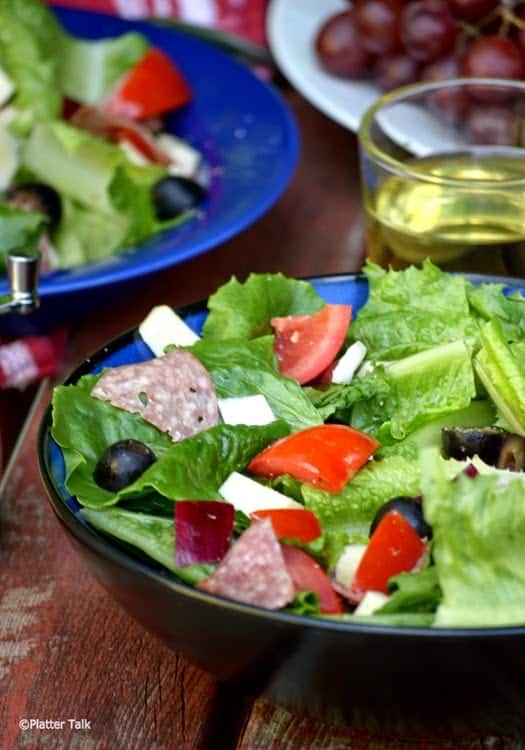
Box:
[0,203,46,267]
[190,336,322,431]
[202,273,324,340]
[80,507,214,584]
[421,448,525,627]
[279,454,423,540]
[58,33,148,105]
[467,283,525,341]
[350,260,479,360]
[352,340,476,441]
[53,196,127,267]
[0,3,62,133]
[378,567,441,615]
[474,319,525,436]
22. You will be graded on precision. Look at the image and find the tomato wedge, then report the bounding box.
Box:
[104,48,192,120]
[271,304,351,384]
[351,511,427,600]
[250,508,322,543]
[248,424,379,493]
[281,544,343,614]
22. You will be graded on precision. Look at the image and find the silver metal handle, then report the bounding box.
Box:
[0,252,40,315]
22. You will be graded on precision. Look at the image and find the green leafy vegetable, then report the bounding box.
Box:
[467,283,525,341]
[474,319,525,436]
[80,507,214,584]
[352,340,476,441]
[350,260,479,360]
[0,203,46,266]
[58,32,148,105]
[273,454,422,541]
[421,448,525,627]
[202,273,324,340]
[0,2,62,133]
[285,591,321,616]
[190,336,322,431]
[379,567,441,616]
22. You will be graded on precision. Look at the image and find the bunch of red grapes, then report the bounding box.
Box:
[316,0,525,92]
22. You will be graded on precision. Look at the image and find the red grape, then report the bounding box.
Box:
[461,35,525,79]
[315,10,373,78]
[355,0,404,55]
[465,105,521,145]
[401,0,457,63]
[448,0,498,22]
[422,56,468,122]
[375,54,420,91]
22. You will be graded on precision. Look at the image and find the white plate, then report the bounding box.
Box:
[267,0,379,132]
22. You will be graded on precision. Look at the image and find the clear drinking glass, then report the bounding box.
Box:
[358,78,525,275]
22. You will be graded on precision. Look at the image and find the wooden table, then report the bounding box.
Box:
[1,88,523,750]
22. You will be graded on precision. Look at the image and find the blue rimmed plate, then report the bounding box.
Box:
[0,7,299,334]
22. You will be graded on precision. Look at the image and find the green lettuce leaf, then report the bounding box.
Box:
[306,376,389,423]
[0,1,62,133]
[58,32,148,105]
[0,203,46,267]
[202,273,324,340]
[190,336,322,431]
[421,448,525,627]
[352,340,476,441]
[52,373,289,509]
[274,454,422,541]
[378,567,441,615]
[350,260,479,360]
[474,319,525,436]
[80,507,214,584]
[53,196,127,267]
[467,283,525,341]
[285,591,321,616]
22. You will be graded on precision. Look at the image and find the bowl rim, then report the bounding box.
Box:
[38,271,525,640]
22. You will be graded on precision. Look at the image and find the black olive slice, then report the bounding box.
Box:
[441,427,505,465]
[153,176,205,220]
[94,439,157,492]
[370,496,432,540]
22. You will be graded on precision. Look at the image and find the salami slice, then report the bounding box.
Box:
[91,349,218,441]
[199,518,295,610]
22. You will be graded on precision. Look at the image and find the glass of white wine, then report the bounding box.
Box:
[358,78,525,275]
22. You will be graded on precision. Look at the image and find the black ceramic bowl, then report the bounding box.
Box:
[38,273,525,728]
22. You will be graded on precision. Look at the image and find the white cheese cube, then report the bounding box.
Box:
[219,472,303,516]
[0,68,15,108]
[354,590,389,616]
[331,342,367,384]
[218,395,276,426]
[157,133,201,178]
[139,305,199,355]
[334,544,367,589]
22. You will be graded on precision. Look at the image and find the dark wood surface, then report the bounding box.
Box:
[1,88,523,750]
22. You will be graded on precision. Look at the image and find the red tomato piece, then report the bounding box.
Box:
[248,424,379,493]
[281,544,344,614]
[250,508,322,544]
[105,48,192,120]
[271,304,351,384]
[351,511,427,600]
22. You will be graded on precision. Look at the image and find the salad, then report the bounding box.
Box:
[0,0,205,273]
[50,260,525,628]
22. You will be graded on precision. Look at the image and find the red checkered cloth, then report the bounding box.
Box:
[0,328,68,389]
[48,0,269,46]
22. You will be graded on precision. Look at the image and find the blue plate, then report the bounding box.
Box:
[0,7,299,334]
